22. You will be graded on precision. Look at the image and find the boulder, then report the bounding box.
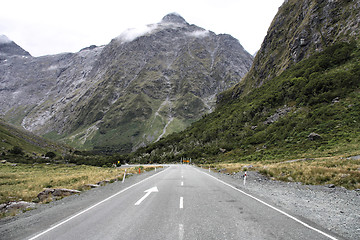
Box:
[347,155,360,160]
[37,188,54,202]
[52,188,80,197]
[37,188,80,202]
[0,201,36,213]
[308,132,322,141]
[219,148,226,153]
[97,180,110,186]
[84,184,100,188]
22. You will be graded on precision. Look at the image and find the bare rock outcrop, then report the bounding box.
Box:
[37,188,80,202]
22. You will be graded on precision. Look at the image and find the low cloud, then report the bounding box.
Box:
[0,34,12,44]
[186,30,209,38]
[117,24,157,43]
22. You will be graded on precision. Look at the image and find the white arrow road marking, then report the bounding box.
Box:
[135,186,159,205]
[28,167,170,240]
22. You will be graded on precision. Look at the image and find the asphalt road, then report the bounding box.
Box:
[11,165,343,239]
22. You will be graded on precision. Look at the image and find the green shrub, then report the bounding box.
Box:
[9,146,24,155]
[45,152,56,159]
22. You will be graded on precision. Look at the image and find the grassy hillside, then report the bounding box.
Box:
[226,0,359,99]
[130,41,360,165]
[0,119,70,162]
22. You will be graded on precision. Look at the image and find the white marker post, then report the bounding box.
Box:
[209,166,211,172]
[122,169,127,183]
[244,171,247,185]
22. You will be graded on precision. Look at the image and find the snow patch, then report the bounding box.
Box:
[48,65,59,71]
[12,91,21,97]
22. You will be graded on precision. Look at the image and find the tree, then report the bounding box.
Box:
[10,146,24,155]
[45,152,56,159]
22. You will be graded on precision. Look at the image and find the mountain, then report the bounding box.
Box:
[131,1,360,164]
[220,0,360,101]
[0,14,253,153]
[0,35,31,60]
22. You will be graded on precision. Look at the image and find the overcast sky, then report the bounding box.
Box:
[0,0,284,57]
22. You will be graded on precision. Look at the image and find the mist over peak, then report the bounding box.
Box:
[0,34,31,58]
[0,34,12,44]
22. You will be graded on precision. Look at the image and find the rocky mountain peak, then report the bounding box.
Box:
[0,34,31,59]
[0,14,253,153]
[161,13,188,25]
[0,35,12,44]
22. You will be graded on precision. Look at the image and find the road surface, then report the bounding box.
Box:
[7,165,344,239]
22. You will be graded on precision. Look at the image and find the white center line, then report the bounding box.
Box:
[181,181,184,186]
[179,197,183,209]
[179,224,184,240]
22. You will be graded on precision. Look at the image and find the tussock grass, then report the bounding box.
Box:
[211,155,360,190]
[0,163,157,204]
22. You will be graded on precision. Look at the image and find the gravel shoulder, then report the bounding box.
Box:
[209,169,360,240]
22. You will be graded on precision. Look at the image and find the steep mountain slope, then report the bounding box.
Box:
[0,35,31,60]
[220,0,360,101]
[131,0,360,163]
[0,14,253,153]
[0,45,105,127]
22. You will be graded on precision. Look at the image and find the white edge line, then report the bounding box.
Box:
[194,167,338,240]
[28,166,171,240]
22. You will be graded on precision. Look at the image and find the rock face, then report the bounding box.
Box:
[37,188,81,202]
[0,35,31,60]
[0,201,36,213]
[220,0,360,101]
[0,14,253,153]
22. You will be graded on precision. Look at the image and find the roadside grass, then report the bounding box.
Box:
[0,163,158,205]
[209,154,360,190]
